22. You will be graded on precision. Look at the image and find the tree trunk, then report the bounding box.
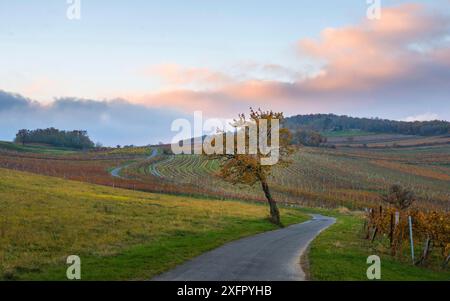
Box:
[260,180,281,225]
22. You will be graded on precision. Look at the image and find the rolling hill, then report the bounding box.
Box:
[0,137,448,280]
[284,114,450,136]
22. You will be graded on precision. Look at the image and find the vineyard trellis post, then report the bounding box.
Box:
[371,206,383,242]
[389,212,394,249]
[417,235,432,266]
[363,208,370,239]
[408,216,415,264]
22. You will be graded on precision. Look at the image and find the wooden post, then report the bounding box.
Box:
[417,235,432,266]
[370,206,383,242]
[389,213,394,248]
[365,208,373,240]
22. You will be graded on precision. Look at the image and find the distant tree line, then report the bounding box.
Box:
[283,114,450,136]
[14,128,95,149]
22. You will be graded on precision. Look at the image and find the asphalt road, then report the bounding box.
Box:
[110,148,158,178]
[152,214,336,281]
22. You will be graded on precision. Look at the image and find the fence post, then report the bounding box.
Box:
[389,212,394,248]
[408,216,415,264]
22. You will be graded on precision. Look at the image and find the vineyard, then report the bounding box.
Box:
[124,145,450,210]
[365,182,450,269]
[367,207,449,265]
[0,141,449,211]
[326,133,450,148]
[0,139,448,276]
[122,154,264,202]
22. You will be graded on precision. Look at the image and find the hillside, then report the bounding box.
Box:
[0,168,307,280]
[127,146,450,211]
[284,114,450,136]
[1,140,449,211]
[0,141,448,280]
[0,141,78,155]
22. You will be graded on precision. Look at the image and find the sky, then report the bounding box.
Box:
[1,0,450,145]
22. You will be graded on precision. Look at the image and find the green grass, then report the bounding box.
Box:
[0,168,308,280]
[0,141,77,155]
[308,211,450,281]
[321,130,377,138]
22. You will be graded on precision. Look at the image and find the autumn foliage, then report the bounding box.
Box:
[365,185,449,267]
[208,108,293,225]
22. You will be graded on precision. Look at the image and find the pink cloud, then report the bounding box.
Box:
[296,3,449,93]
[126,3,450,118]
[143,63,234,89]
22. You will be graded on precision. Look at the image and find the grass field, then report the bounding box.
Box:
[322,130,377,138]
[0,168,308,280]
[0,141,77,155]
[307,210,450,280]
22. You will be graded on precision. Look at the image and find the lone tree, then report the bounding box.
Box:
[208,108,293,225]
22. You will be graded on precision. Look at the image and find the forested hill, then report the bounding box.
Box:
[14,128,95,149]
[284,114,450,136]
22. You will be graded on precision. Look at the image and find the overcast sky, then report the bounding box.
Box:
[1,1,450,145]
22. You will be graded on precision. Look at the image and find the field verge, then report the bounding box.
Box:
[307,211,450,280]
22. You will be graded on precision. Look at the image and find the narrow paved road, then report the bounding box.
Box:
[110,148,158,178]
[148,155,174,177]
[152,214,335,281]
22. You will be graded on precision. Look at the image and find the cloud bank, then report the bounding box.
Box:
[0,90,187,146]
[128,4,450,121]
[1,3,449,146]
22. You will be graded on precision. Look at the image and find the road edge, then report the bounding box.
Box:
[297,214,336,281]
